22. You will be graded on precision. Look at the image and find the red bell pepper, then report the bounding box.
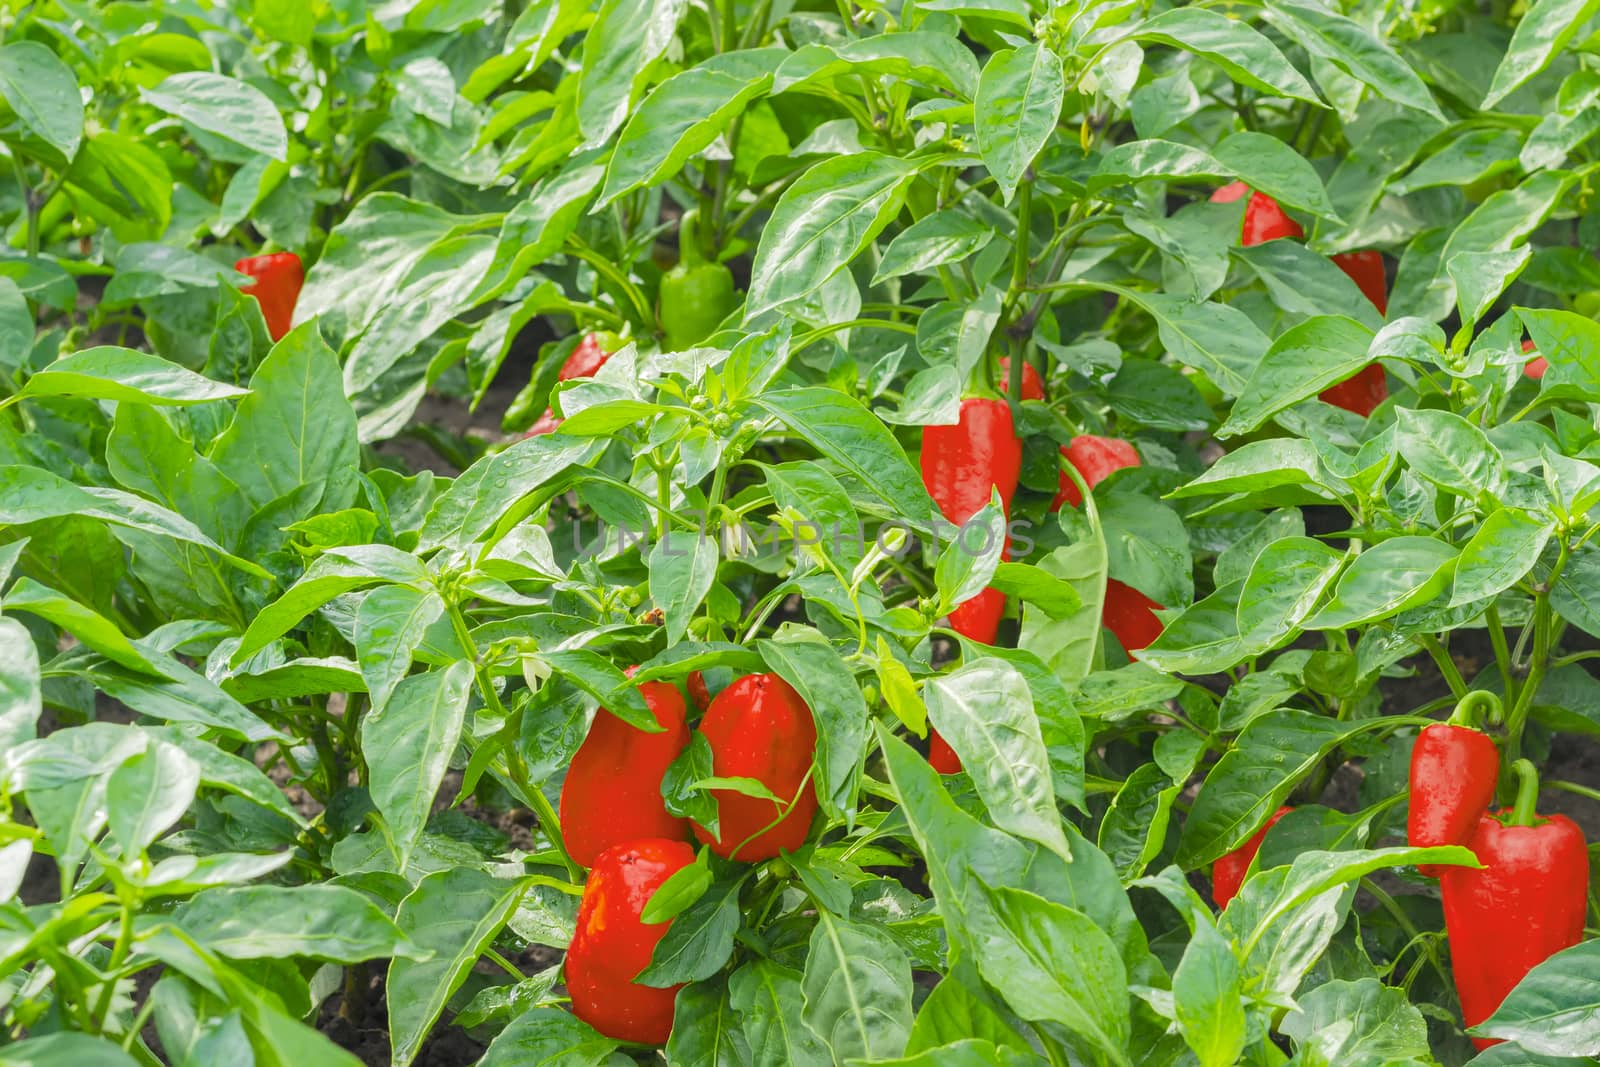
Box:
[1522,338,1547,379]
[1212,182,1304,244]
[928,730,961,775]
[558,676,691,868]
[1212,806,1292,908]
[1330,250,1388,315]
[919,395,1022,773]
[691,673,819,862]
[1049,436,1165,657]
[1442,761,1590,1050]
[920,396,1022,646]
[1103,579,1165,657]
[1212,184,1389,416]
[1408,691,1501,877]
[998,356,1046,402]
[1051,435,1140,512]
[234,252,304,342]
[527,333,615,437]
[565,837,696,1043]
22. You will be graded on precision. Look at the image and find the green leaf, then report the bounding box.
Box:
[745,153,919,319]
[1136,583,1246,675]
[342,234,499,396]
[1235,241,1384,329]
[1106,289,1270,397]
[1523,306,1600,401]
[758,631,866,821]
[872,210,995,285]
[756,387,931,524]
[1018,535,1107,686]
[905,977,1037,1057]
[1213,131,1338,220]
[1178,710,1363,868]
[361,661,474,870]
[355,585,446,712]
[0,1033,142,1066]
[1259,1,1443,120]
[419,434,602,552]
[387,869,529,1067]
[974,884,1132,1066]
[21,347,248,405]
[142,71,287,161]
[665,980,743,1066]
[173,884,423,962]
[233,545,430,663]
[1474,940,1600,1054]
[1306,537,1457,629]
[935,499,1005,612]
[638,868,743,987]
[539,649,657,732]
[1444,170,1574,263]
[208,322,359,515]
[1220,316,1377,436]
[1092,139,1228,189]
[650,533,719,646]
[1129,8,1321,104]
[1391,128,1521,196]
[599,52,778,206]
[773,34,981,100]
[576,0,688,146]
[1282,978,1432,1063]
[83,658,284,743]
[1482,0,1600,107]
[0,42,84,166]
[3,578,169,676]
[0,616,41,750]
[923,658,1071,863]
[730,960,831,1066]
[1098,762,1179,883]
[477,1007,620,1067]
[1172,922,1246,1067]
[1219,846,1475,998]
[975,43,1065,203]
[800,911,914,1062]
[106,739,199,859]
[296,194,464,347]
[1451,509,1553,607]
[1236,536,1345,651]
[1395,407,1505,500]
[0,466,268,581]
[1098,491,1194,609]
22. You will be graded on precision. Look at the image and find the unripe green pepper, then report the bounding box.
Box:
[659,210,738,351]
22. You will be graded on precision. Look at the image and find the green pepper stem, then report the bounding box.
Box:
[1447,689,1504,730]
[679,209,704,268]
[1509,759,1541,827]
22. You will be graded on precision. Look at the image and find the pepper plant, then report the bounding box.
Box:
[3,1,1600,1065]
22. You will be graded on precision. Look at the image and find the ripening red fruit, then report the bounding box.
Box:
[565,838,696,1043]
[1523,338,1548,379]
[1051,435,1141,512]
[692,673,819,861]
[234,252,304,341]
[559,680,691,868]
[1330,250,1388,315]
[526,334,615,437]
[1319,364,1389,418]
[927,730,961,775]
[1104,579,1165,657]
[998,356,1046,401]
[1212,807,1292,908]
[1209,185,1304,245]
